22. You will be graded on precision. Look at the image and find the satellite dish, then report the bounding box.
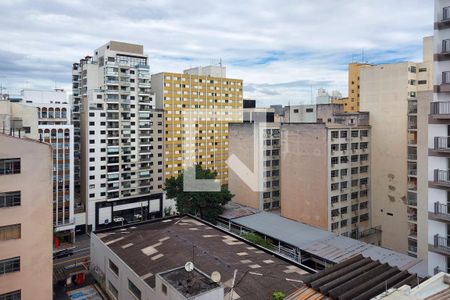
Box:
[211,271,221,283]
[185,261,194,272]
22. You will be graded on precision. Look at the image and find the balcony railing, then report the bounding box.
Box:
[434,169,450,186]
[430,234,450,256]
[431,101,450,114]
[434,137,450,151]
[430,202,450,223]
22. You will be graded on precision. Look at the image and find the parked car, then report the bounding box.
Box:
[53,249,74,259]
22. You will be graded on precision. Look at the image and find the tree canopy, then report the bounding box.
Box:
[164,165,234,223]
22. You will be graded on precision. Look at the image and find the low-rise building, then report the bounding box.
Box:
[90,216,310,300]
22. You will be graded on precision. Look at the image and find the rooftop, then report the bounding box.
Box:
[286,254,421,300]
[94,216,310,299]
[229,211,421,271]
[159,267,220,298]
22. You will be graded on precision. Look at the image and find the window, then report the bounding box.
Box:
[351,192,358,199]
[331,157,339,165]
[331,183,339,191]
[161,283,168,295]
[0,159,20,175]
[340,131,347,138]
[351,155,358,163]
[331,196,339,204]
[418,80,427,85]
[352,204,358,211]
[352,217,358,224]
[0,191,20,208]
[128,280,141,300]
[360,166,368,173]
[360,190,368,197]
[443,71,450,84]
[109,259,119,276]
[340,156,348,164]
[263,192,270,198]
[341,220,348,227]
[0,224,20,241]
[108,281,119,299]
[341,194,348,201]
[360,154,368,161]
[352,179,358,187]
[306,108,314,113]
[331,209,339,217]
[331,222,339,230]
[360,213,369,221]
[331,131,338,139]
[444,6,450,20]
[351,130,358,138]
[360,202,368,209]
[340,169,348,177]
[0,257,20,275]
[409,66,416,73]
[418,67,427,72]
[0,290,21,300]
[340,207,348,214]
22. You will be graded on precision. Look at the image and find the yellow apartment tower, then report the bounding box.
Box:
[343,63,371,112]
[151,66,243,184]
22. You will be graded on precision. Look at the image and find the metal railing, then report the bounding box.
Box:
[434,201,450,216]
[431,101,450,114]
[434,169,450,185]
[435,137,450,150]
[433,234,450,253]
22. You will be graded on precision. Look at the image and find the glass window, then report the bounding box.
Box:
[0,159,21,175]
[0,224,21,241]
[0,290,21,300]
[0,191,21,208]
[0,257,20,275]
[108,281,119,299]
[128,280,141,300]
[109,259,119,276]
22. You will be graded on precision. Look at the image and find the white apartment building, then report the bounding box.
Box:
[20,89,75,244]
[72,41,164,231]
[428,0,450,275]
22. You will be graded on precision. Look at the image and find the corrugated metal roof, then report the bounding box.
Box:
[232,211,333,248]
[232,212,421,271]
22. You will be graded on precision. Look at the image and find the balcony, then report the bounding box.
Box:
[429,202,450,223]
[431,101,450,118]
[431,137,450,157]
[429,234,450,256]
[431,169,450,189]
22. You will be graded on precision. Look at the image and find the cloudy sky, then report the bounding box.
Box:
[0,0,433,106]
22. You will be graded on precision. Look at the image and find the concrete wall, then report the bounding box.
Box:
[228,123,260,209]
[280,123,328,229]
[0,135,53,299]
[360,62,410,252]
[0,102,39,139]
[417,91,431,261]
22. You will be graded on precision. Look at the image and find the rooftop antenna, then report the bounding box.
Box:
[310,86,313,104]
[219,58,222,67]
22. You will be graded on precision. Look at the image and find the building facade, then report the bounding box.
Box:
[228,117,281,211]
[280,109,372,239]
[151,66,243,184]
[339,63,372,113]
[20,89,75,244]
[0,133,53,300]
[360,37,433,258]
[428,0,450,275]
[72,41,164,231]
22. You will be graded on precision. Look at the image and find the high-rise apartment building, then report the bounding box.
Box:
[360,37,433,258]
[340,63,371,113]
[0,133,53,300]
[151,66,243,184]
[280,107,373,240]
[19,89,75,244]
[72,41,164,231]
[428,0,450,275]
[229,107,281,210]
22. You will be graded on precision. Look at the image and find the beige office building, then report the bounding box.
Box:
[360,37,433,257]
[280,110,373,240]
[0,133,53,300]
[229,120,281,210]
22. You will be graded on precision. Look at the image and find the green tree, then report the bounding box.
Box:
[241,232,274,250]
[164,165,233,223]
[272,291,285,300]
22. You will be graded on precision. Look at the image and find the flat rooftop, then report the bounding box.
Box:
[160,267,220,298]
[95,216,310,299]
[230,211,421,271]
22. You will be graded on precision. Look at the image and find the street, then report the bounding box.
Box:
[54,233,90,267]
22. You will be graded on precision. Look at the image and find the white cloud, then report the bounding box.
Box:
[0,0,433,105]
